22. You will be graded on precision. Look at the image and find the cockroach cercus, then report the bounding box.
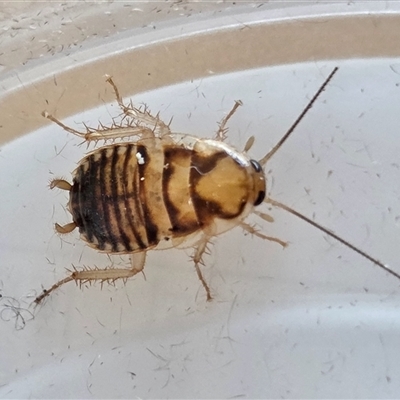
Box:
[35,67,400,304]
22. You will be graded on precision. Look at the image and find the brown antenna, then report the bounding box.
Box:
[265,198,400,281]
[259,67,339,166]
[261,66,400,283]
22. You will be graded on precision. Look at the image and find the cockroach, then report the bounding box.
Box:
[35,67,400,304]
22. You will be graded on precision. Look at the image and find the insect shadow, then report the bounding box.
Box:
[35,67,400,305]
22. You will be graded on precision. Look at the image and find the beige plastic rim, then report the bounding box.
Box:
[1,3,400,145]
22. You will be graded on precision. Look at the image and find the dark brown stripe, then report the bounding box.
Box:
[111,146,133,251]
[132,154,148,241]
[189,150,226,223]
[122,144,147,249]
[191,150,227,175]
[190,150,245,221]
[82,160,95,243]
[162,147,200,233]
[90,153,111,249]
[72,156,99,245]
[137,145,158,245]
[162,150,180,230]
[73,154,106,249]
[70,165,85,234]
[99,149,120,251]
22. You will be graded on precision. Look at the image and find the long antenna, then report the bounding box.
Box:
[259,67,339,166]
[259,66,400,283]
[265,198,400,281]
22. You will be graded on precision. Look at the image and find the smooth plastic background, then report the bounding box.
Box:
[2,2,400,399]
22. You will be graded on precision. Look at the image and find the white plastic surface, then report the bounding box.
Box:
[2,60,400,398]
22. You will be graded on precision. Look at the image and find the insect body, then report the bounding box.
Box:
[36,77,280,304]
[36,68,400,304]
[60,137,265,254]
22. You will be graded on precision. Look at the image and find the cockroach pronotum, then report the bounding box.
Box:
[35,67,400,304]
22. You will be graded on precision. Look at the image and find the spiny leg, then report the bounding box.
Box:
[34,251,147,304]
[42,111,88,138]
[240,221,287,248]
[105,75,172,138]
[42,74,163,142]
[42,110,157,142]
[215,100,243,141]
[34,275,74,305]
[192,238,213,301]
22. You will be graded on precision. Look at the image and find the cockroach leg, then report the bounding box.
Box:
[105,75,171,138]
[34,251,147,304]
[42,111,87,138]
[130,251,146,275]
[104,75,125,111]
[42,77,167,141]
[34,275,74,305]
[239,221,287,248]
[215,100,243,141]
[43,110,157,143]
[192,238,213,301]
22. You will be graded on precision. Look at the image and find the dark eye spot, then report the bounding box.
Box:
[250,159,262,173]
[254,190,265,206]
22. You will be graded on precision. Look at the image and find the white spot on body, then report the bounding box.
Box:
[136,152,145,165]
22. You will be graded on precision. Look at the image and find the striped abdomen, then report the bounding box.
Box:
[69,138,254,254]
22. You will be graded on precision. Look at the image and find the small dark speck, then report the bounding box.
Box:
[148,72,151,76]
[128,371,136,379]
[387,376,391,383]
[390,64,400,75]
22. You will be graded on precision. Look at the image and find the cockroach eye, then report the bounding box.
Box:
[254,190,265,206]
[250,159,262,173]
